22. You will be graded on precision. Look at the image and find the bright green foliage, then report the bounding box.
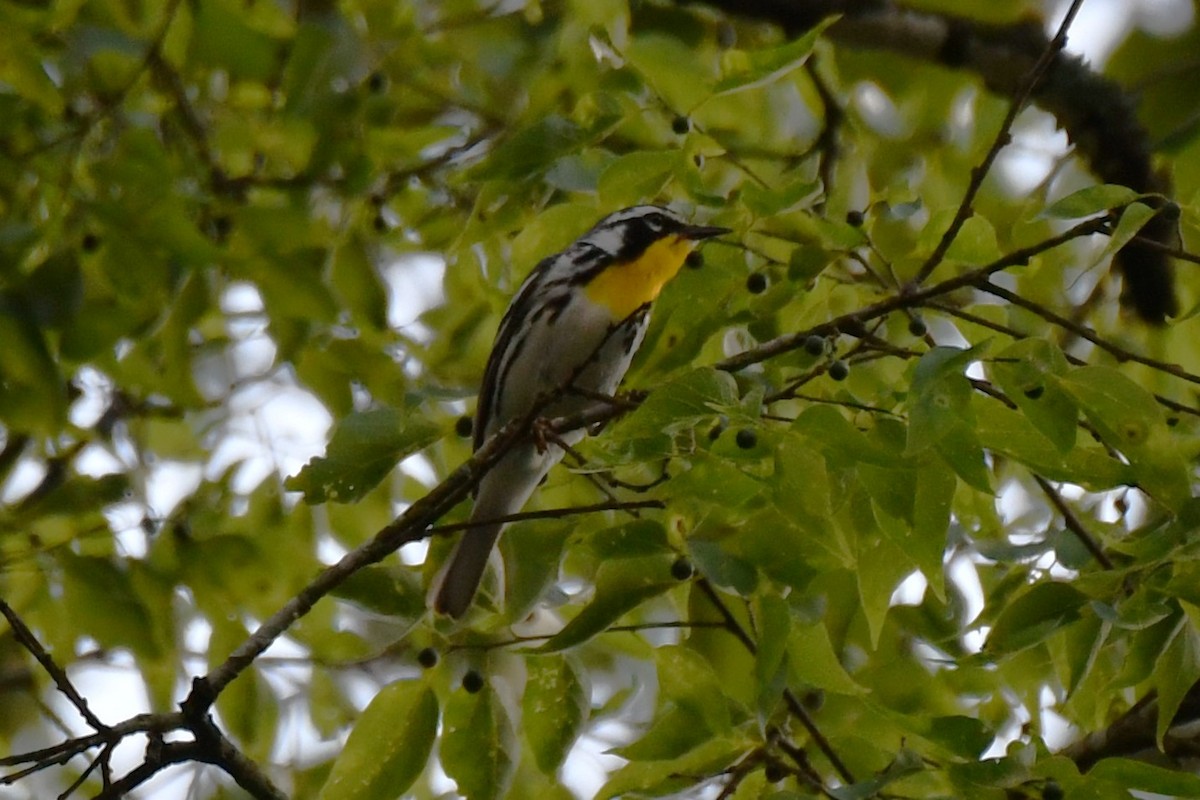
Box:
[316,680,438,800]
[3,1,1200,799]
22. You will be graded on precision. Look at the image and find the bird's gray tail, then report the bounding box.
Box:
[432,521,503,618]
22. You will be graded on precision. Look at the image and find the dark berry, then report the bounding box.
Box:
[845,210,865,227]
[1023,385,1045,400]
[373,214,388,233]
[707,416,728,441]
[828,360,849,381]
[1167,416,1179,427]
[367,71,387,93]
[462,670,484,693]
[803,335,826,356]
[735,428,757,449]
[764,761,787,783]
[1161,201,1181,222]
[670,557,694,581]
[455,416,473,438]
[81,233,100,252]
[1042,780,1063,800]
[671,115,690,135]
[417,647,438,668]
[907,316,927,337]
[802,688,825,711]
[746,272,768,294]
[212,215,233,240]
[686,251,704,269]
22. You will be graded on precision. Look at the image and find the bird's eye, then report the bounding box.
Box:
[645,213,665,231]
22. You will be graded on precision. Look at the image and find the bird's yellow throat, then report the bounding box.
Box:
[584,235,694,320]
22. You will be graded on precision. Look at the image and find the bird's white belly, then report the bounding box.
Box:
[494,294,644,432]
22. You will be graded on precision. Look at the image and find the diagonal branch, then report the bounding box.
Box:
[974,280,1200,388]
[0,599,106,733]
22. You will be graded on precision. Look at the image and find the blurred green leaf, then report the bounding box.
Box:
[318,681,438,800]
[985,582,1088,654]
[1040,185,1141,219]
[442,681,518,800]
[713,16,837,95]
[286,408,441,503]
[538,554,678,652]
[60,553,159,658]
[473,116,590,181]
[1056,367,1190,511]
[1153,614,1200,747]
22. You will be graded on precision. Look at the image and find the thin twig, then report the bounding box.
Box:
[912,0,1087,285]
[1034,475,1115,570]
[0,599,106,732]
[448,621,730,652]
[924,301,1200,419]
[696,580,856,785]
[427,499,665,535]
[975,280,1200,388]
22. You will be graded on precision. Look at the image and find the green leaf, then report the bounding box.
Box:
[689,536,759,595]
[318,681,438,800]
[523,655,590,774]
[755,593,791,703]
[538,554,677,652]
[617,644,735,761]
[793,405,906,468]
[988,339,1077,453]
[1153,615,1200,747]
[626,34,714,110]
[1092,201,1157,266]
[60,553,159,658]
[615,704,712,761]
[945,215,1000,263]
[192,0,283,81]
[598,151,678,208]
[0,296,67,435]
[331,236,388,331]
[285,408,441,503]
[984,582,1088,654]
[587,519,671,559]
[925,716,994,759]
[787,619,864,695]
[596,736,746,800]
[856,529,913,647]
[742,177,820,217]
[441,681,518,800]
[911,456,956,596]
[906,346,981,455]
[1056,366,1190,511]
[668,454,765,509]
[331,565,426,620]
[0,30,65,113]
[1087,757,1200,796]
[1040,184,1141,219]
[473,115,589,180]
[501,519,572,622]
[657,645,733,731]
[713,16,838,95]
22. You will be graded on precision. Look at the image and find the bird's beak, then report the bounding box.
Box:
[681,223,731,241]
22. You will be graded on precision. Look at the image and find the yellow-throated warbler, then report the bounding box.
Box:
[432,205,729,617]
